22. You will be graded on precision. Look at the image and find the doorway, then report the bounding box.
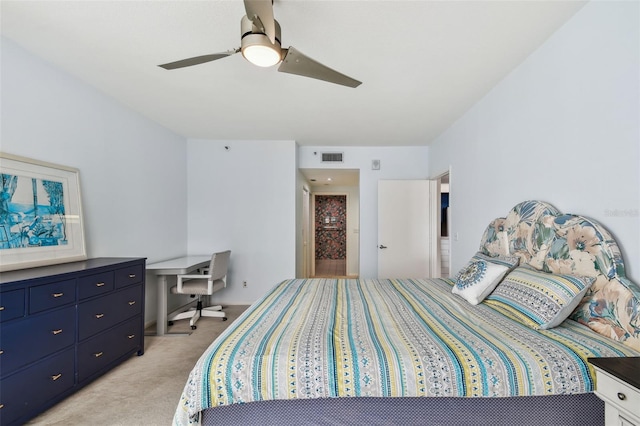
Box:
[314,195,347,277]
[436,171,451,278]
[299,168,359,279]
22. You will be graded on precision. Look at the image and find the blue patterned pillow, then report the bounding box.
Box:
[452,253,519,305]
[485,267,595,329]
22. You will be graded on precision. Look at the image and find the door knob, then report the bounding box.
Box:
[379,245,387,249]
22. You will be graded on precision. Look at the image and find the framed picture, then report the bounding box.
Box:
[0,153,86,271]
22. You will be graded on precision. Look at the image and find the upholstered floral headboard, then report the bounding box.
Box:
[479,200,640,351]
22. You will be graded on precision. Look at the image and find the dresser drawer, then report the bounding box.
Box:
[596,369,640,419]
[0,347,75,426]
[0,289,25,323]
[29,279,76,314]
[78,285,143,341]
[115,264,143,288]
[78,271,114,300]
[0,305,75,377]
[77,317,141,382]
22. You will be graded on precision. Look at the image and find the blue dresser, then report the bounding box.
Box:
[0,257,146,425]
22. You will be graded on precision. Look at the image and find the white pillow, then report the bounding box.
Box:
[452,253,518,305]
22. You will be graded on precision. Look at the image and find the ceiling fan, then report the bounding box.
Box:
[159,0,362,88]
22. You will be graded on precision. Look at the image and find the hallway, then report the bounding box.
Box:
[314,259,347,277]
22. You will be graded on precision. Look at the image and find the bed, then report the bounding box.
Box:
[174,200,640,425]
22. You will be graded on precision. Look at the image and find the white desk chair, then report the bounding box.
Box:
[167,250,230,330]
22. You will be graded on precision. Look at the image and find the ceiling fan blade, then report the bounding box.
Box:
[278,47,362,88]
[158,51,238,70]
[244,0,276,44]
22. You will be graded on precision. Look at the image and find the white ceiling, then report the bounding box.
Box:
[1,0,586,147]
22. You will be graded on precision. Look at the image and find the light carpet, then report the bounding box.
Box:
[26,305,249,426]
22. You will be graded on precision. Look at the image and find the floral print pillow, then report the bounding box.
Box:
[570,276,640,350]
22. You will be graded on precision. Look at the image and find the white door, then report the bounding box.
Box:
[378,180,431,278]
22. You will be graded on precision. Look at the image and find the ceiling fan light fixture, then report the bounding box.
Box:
[240,16,282,68]
[159,8,361,88]
[241,35,281,67]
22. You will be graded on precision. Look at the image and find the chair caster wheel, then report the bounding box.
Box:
[223,317,228,321]
[168,321,174,326]
[191,325,197,330]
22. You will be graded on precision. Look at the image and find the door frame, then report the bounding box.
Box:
[311,192,349,278]
[302,187,311,278]
[429,179,441,278]
[429,168,452,278]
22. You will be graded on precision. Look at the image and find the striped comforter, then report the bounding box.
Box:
[174,278,639,425]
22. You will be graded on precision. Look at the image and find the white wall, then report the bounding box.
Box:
[186,139,297,304]
[1,37,189,324]
[428,1,640,280]
[298,146,430,278]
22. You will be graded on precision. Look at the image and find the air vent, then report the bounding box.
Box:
[321,152,344,163]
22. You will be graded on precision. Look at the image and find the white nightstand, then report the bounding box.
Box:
[589,357,640,426]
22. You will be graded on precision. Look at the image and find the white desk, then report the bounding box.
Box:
[146,255,211,336]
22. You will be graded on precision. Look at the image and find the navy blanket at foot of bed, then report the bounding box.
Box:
[201,393,603,426]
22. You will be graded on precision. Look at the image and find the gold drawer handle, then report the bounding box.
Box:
[94,352,103,358]
[0,350,4,355]
[0,403,4,409]
[617,392,626,401]
[95,313,105,319]
[52,329,63,335]
[52,292,64,298]
[128,274,136,278]
[128,301,136,306]
[96,282,105,287]
[0,306,5,311]
[51,373,62,381]
[127,334,135,339]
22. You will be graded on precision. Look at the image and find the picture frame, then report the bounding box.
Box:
[0,153,86,271]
